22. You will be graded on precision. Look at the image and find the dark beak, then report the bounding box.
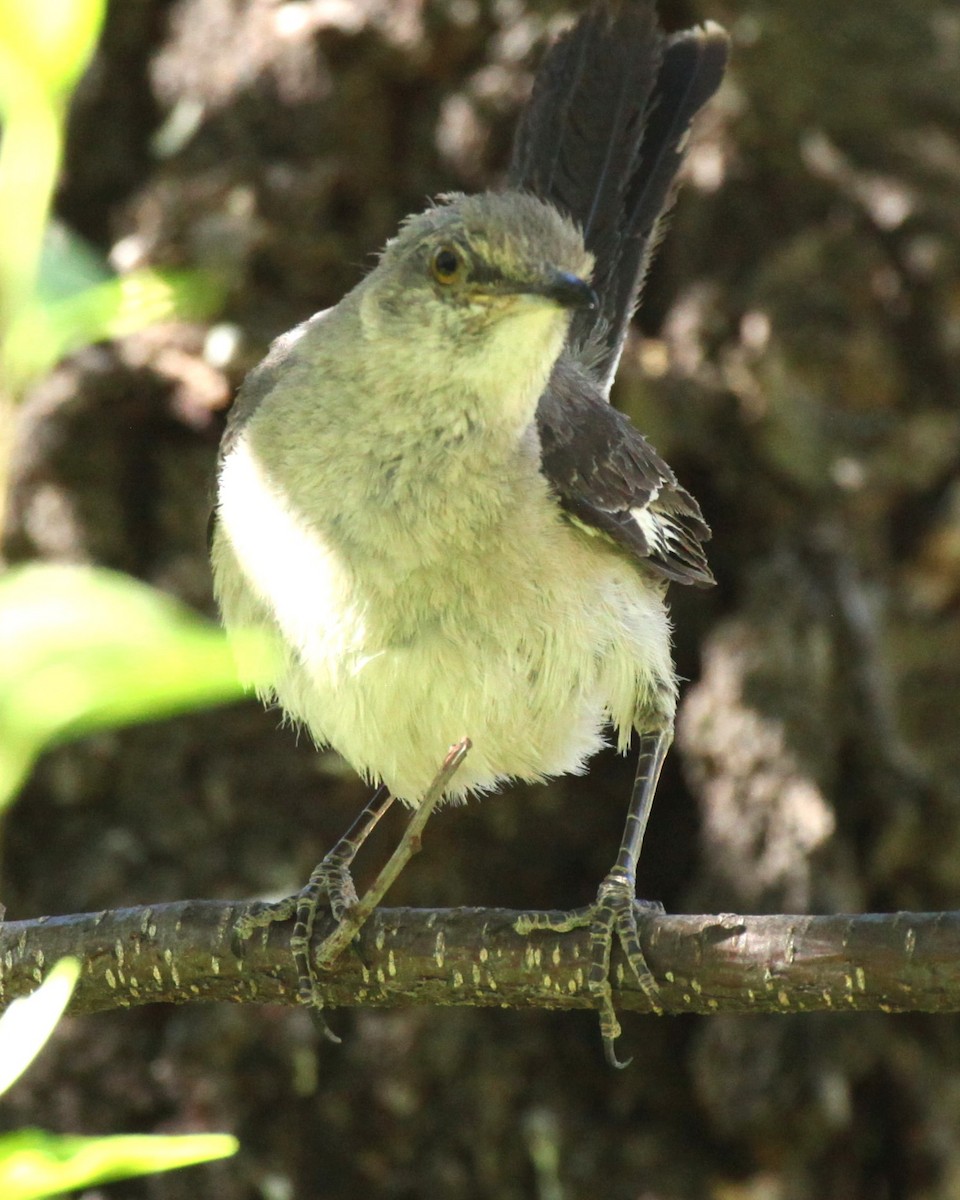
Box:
[487,268,598,310]
[538,270,598,311]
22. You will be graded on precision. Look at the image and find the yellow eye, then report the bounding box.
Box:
[431,245,462,285]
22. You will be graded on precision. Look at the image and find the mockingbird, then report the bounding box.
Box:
[212,0,728,1065]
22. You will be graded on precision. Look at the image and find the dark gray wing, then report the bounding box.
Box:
[540,356,714,588]
[512,1,727,586]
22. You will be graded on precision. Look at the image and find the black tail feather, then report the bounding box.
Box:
[509,3,729,391]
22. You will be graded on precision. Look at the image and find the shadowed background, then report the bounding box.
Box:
[2,1,960,1197]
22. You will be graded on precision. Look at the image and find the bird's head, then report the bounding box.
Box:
[356,191,595,411]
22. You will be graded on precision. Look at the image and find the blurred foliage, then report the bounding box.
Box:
[0,959,238,1199]
[5,250,223,383]
[0,959,79,1097]
[0,0,262,815]
[0,0,221,390]
[0,6,257,1187]
[0,1130,239,1200]
[0,0,106,345]
[0,565,275,812]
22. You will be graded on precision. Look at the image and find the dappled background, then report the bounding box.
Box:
[3,0,960,1197]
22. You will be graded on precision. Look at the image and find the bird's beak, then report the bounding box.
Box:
[536,270,598,311]
[499,270,597,311]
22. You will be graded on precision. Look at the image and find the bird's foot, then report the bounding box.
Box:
[515,871,664,1068]
[232,843,371,1045]
[291,852,363,1008]
[237,738,472,1041]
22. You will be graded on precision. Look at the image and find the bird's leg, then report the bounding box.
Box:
[233,738,471,1039]
[290,784,396,1005]
[231,783,395,1043]
[515,729,671,1068]
[304,737,471,979]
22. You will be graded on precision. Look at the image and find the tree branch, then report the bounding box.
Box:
[2,902,958,1018]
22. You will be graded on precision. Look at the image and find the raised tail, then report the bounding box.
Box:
[509,2,729,392]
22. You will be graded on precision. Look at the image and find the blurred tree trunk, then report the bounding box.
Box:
[2,1,959,1198]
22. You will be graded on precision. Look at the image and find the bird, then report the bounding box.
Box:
[211,0,728,1065]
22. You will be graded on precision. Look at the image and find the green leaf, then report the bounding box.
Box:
[0,0,107,367]
[35,221,112,306]
[0,1129,238,1200]
[0,963,239,1200]
[3,266,224,382]
[0,564,276,811]
[0,959,79,1096]
[0,72,61,344]
[0,0,107,98]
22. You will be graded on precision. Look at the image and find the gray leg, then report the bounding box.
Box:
[291,784,395,1006]
[234,739,471,1042]
[516,728,672,1067]
[233,784,395,1043]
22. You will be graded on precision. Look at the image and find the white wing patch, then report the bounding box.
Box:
[629,504,682,557]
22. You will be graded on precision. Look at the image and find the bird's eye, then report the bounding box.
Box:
[430,246,462,285]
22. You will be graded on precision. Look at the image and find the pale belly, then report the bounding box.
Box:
[215,525,675,803]
[212,433,676,803]
[273,609,654,802]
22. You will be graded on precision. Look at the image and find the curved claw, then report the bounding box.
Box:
[516,873,665,1068]
[604,1039,633,1071]
[313,1011,342,1045]
[233,891,347,1044]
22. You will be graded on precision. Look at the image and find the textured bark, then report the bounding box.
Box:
[6,904,960,1019]
[2,0,960,1198]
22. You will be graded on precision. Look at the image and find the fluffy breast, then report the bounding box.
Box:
[213,428,676,804]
